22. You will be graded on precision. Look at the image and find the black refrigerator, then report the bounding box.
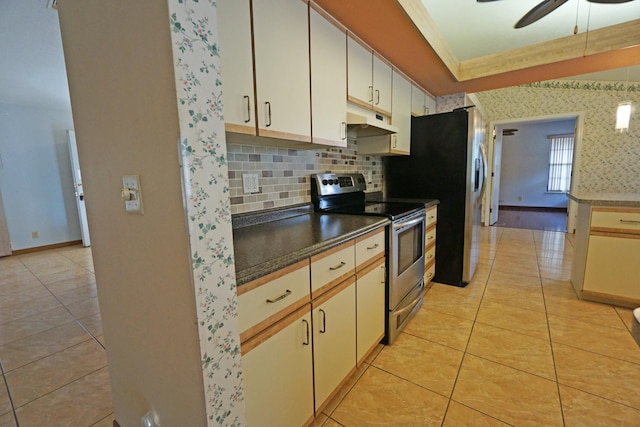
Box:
[384,107,487,287]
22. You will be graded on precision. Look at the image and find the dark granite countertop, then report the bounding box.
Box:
[232,205,389,286]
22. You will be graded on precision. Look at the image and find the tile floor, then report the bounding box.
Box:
[2,226,639,426]
[0,245,113,427]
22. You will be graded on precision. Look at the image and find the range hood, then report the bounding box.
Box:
[346,110,398,138]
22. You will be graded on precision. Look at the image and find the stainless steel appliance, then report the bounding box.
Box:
[385,106,487,287]
[311,173,426,344]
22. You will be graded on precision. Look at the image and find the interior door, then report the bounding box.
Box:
[0,186,11,257]
[489,127,503,226]
[67,130,91,247]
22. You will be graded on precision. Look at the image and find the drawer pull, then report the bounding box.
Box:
[426,272,433,278]
[427,254,434,260]
[620,219,640,225]
[266,289,292,303]
[329,261,346,271]
[428,236,435,241]
[366,243,380,250]
[428,215,435,220]
[302,319,310,345]
[319,309,327,333]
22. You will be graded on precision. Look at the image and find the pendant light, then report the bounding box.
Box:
[615,68,632,133]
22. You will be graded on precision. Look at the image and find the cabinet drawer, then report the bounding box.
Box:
[238,260,310,342]
[591,208,640,235]
[425,224,436,249]
[425,262,435,284]
[426,206,437,228]
[355,228,385,271]
[424,244,436,267]
[311,240,355,298]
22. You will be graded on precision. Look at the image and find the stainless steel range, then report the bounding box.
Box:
[311,173,425,344]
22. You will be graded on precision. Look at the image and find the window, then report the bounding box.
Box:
[547,134,574,193]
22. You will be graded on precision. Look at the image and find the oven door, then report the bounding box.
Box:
[388,209,426,310]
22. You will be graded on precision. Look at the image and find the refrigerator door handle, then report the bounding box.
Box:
[479,142,488,201]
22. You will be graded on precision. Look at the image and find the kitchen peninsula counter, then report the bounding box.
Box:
[568,193,640,208]
[232,204,388,286]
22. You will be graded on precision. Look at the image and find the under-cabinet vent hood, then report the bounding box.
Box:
[346,111,398,138]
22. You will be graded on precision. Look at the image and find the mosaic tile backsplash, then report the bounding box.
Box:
[227,139,385,214]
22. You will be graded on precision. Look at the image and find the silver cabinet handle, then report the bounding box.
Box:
[265,101,272,127]
[620,219,640,225]
[375,89,380,105]
[302,319,310,345]
[368,86,373,103]
[426,271,433,278]
[243,95,251,123]
[266,289,291,304]
[427,254,434,260]
[392,135,397,148]
[319,309,327,333]
[428,236,435,241]
[329,261,346,271]
[428,215,436,220]
[341,121,347,140]
[366,243,379,250]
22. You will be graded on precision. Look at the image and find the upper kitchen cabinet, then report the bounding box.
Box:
[218,0,311,143]
[347,36,392,116]
[310,6,347,147]
[357,69,411,156]
[217,0,255,135]
[411,84,436,117]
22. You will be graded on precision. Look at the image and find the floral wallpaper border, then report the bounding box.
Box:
[169,0,244,425]
[523,80,640,92]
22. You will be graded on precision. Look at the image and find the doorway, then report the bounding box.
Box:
[484,113,583,233]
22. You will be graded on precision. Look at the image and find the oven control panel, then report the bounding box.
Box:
[311,173,367,196]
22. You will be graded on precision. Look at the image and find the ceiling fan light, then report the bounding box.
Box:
[615,101,632,132]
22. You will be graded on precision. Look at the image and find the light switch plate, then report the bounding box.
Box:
[122,175,144,214]
[243,173,259,194]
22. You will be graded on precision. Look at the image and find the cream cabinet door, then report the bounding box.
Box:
[310,8,347,147]
[217,0,256,135]
[252,0,311,142]
[312,278,357,412]
[583,234,640,301]
[347,36,373,110]
[242,306,314,427]
[356,258,385,364]
[390,70,411,154]
[411,84,426,117]
[372,54,392,116]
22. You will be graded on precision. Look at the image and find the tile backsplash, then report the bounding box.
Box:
[227,139,385,214]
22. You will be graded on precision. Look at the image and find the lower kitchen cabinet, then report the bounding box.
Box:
[241,305,314,427]
[312,277,357,412]
[356,256,385,364]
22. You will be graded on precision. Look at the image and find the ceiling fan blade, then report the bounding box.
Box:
[515,0,569,28]
[587,0,634,3]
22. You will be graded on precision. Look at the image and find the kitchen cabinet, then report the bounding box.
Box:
[217,0,255,135]
[218,0,311,143]
[356,257,385,364]
[241,305,315,427]
[311,240,356,299]
[312,277,356,412]
[310,6,347,147]
[347,36,392,116]
[573,206,640,306]
[357,70,411,155]
[425,205,437,285]
[411,84,436,117]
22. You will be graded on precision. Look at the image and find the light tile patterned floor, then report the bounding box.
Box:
[0,245,113,427]
[1,226,639,426]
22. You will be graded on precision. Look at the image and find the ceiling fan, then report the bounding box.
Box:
[478,0,635,29]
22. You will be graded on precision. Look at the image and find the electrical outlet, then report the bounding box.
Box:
[32,231,39,239]
[243,173,259,194]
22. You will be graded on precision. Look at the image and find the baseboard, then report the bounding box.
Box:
[499,206,567,213]
[11,240,83,255]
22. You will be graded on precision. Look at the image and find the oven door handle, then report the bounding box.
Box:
[392,290,423,319]
[393,215,425,231]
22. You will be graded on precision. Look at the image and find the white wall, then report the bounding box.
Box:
[498,119,574,208]
[0,101,80,250]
